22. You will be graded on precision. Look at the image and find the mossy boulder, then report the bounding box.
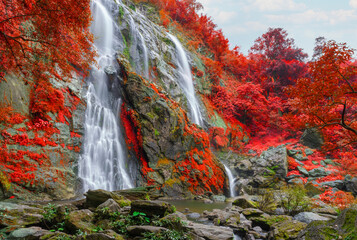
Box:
[65,209,95,234]
[85,189,129,208]
[232,196,257,209]
[0,202,44,228]
[130,200,175,217]
[270,219,307,239]
[300,207,357,239]
[250,215,292,232]
[7,226,50,240]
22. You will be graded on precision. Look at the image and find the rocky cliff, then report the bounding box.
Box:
[0,0,243,200]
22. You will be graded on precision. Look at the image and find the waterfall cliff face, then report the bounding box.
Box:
[78,0,228,195]
[79,0,134,192]
[168,33,203,126]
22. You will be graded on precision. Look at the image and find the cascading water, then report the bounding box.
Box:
[78,0,134,192]
[224,165,236,198]
[168,33,203,126]
[167,34,238,197]
[125,9,150,79]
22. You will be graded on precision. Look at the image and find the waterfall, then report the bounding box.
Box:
[168,33,203,126]
[125,7,150,79]
[224,165,236,198]
[78,0,134,192]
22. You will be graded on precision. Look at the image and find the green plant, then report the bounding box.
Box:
[119,6,124,18]
[75,229,86,236]
[129,5,136,11]
[277,184,311,215]
[91,226,103,233]
[132,211,150,224]
[43,203,57,222]
[257,190,277,213]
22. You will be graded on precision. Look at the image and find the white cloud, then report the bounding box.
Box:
[266,9,357,25]
[248,0,306,12]
[350,0,357,8]
[214,11,237,24]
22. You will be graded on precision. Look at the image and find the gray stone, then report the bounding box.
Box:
[287,149,301,156]
[321,180,344,189]
[300,128,324,149]
[297,166,309,176]
[185,221,234,240]
[130,200,174,217]
[288,178,303,185]
[211,195,226,202]
[96,199,121,213]
[242,208,264,218]
[294,154,308,161]
[254,146,288,178]
[187,212,201,219]
[232,196,256,209]
[345,177,357,195]
[324,159,338,166]
[66,209,95,233]
[320,160,327,167]
[308,167,329,177]
[305,148,314,156]
[8,227,50,240]
[127,225,167,236]
[293,212,330,224]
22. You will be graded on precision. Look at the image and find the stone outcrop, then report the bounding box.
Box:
[119,71,228,197]
[0,73,86,201]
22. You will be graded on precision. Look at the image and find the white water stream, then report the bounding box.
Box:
[224,165,236,198]
[168,33,203,126]
[78,0,134,192]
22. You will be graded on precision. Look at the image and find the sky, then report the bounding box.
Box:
[199,0,357,59]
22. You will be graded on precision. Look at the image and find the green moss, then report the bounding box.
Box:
[116,199,131,208]
[119,6,124,19]
[342,209,357,233]
[154,129,160,137]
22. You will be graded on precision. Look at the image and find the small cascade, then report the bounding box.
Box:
[125,8,150,78]
[79,0,134,192]
[224,165,236,198]
[168,33,203,126]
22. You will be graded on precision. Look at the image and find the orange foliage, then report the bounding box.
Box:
[0,0,94,83]
[319,190,355,210]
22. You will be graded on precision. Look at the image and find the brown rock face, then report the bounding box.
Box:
[119,72,228,197]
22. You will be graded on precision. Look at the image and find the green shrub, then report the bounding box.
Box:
[277,184,311,215]
[256,190,277,213]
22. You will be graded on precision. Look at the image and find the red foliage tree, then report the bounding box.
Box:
[0,0,94,83]
[249,28,308,97]
[287,40,357,149]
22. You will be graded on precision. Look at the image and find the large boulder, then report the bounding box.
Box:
[185,221,233,240]
[0,202,44,228]
[293,212,331,224]
[300,207,357,239]
[300,128,324,149]
[127,225,167,237]
[269,219,307,239]
[85,189,129,208]
[66,209,95,233]
[252,145,288,179]
[130,200,175,217]
[7,227,50,240]
[232,196,257,209]
[345,177,357,196]
[120,71,227,197]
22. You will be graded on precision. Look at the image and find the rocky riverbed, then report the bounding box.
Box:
[1,188,357,240]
